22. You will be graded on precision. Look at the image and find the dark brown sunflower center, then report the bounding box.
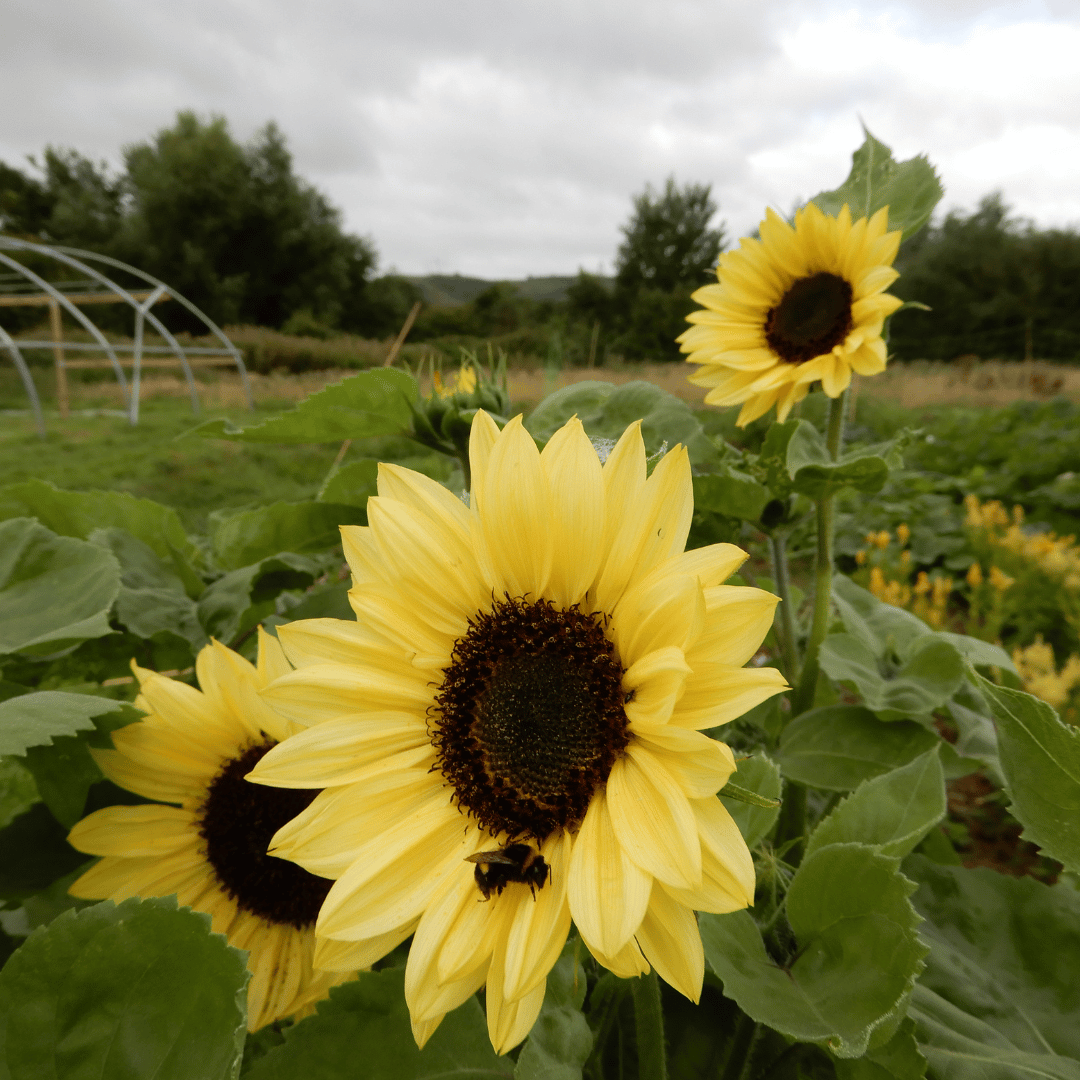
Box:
[765,271,853,363]
[198,741,331,929]
[432,597,629,841]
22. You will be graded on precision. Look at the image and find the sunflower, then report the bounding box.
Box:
[247,413,788,1052]
[67,630,354,1031]
[678,202,902,426]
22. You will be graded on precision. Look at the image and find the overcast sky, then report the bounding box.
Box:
[3,0,1080,278]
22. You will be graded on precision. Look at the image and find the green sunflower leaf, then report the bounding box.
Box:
[0,896,249,1080]
[317,457,381,508]
[721,754,783,847]
[197,552,322,645]
[88,526,207,654]
[191,368,418,444]
[976,677,1080,874]
[515,942,593,1080]
[0,478,201,583]
[778,706,939,790]
[808,127,944,242]
[702,844,926,1058]
[21,735,103,828]
[209,501,366,571]
[524,380,720,468]
[818,634,965,721]
[692,469,770,524]
[0,801,91,900]
[0,690,131,759]
[243,967,513,1080]
[905,857,1080,1079]
[0,518,121,657]
[835,1019,927,1080]
[805,747,946,860]
[0,757,38,831]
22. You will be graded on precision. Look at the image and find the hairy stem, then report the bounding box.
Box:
[791,391,847,716]
[632,970,668,1080]
[768,532,800,684]
[721,1009,759,1080]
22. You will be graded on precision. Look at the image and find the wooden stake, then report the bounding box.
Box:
[383,301,422,367]
[49,299,69,419]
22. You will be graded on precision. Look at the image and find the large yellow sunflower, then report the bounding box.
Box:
[247,413,788,1053]
[678,202,903,426]
[67,630,354,1031]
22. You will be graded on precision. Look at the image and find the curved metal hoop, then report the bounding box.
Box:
[0,237,252,432]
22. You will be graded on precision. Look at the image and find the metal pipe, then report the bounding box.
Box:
[0,250,131,409]
[0,323,46,437]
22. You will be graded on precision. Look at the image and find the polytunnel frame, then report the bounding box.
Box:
[0,237,253,435]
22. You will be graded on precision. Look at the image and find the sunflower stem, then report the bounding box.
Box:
[721,1008,759,1080]
[768,532,800,684]
[790,391,847,717]
[457,450,472,495]
[632,970,669,1080]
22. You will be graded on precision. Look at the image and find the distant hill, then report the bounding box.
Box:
[405,273,613,307]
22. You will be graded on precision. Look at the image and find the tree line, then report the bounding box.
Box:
[3,112,1078,363]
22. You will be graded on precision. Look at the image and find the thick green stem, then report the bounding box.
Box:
[791,392,847,716]
[632,970,668,1080]
[768,532,800,684]
[721,1009,758,1080]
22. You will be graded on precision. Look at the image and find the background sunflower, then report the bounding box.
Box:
[67,630,354,1031]
[679,202,903,425]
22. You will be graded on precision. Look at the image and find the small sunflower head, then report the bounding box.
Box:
[409,352,511,462]
[679,201,903,426]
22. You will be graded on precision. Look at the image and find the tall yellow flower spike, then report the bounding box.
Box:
[679,202,902,426]
[248,412,788,1053]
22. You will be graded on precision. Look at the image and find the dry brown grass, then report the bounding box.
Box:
[861,359,1080,408]
[59,358,1080,414]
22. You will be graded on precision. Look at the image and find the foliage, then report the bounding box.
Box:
[612,177,726,362]
[1,112,379,334]
[3,128,1080,1080]
[890,193,1080,362]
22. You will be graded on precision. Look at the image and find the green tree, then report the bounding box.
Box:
[891,193,1080,362]
[611,177,726,360]
[615,177,725,295]
[0,149,122,248]
[119,113,377,330]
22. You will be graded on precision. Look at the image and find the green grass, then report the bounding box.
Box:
[0,395,364,535]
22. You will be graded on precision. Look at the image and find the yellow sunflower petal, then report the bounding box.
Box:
[473,414,554,599]
[315,922,416,973]
[690,586,780,668]
[501,832,572,1003]
[316,814,481,941]
[607,746,701,890]
[622,645,693,727]
[246,713,428,789]
[636,882,705,1002]
[486,938,548,1055]
[628,723,736,799]
[538,417,605,606]
[567,791,652,957]
[67,804,198,858]
[671,663,788,729]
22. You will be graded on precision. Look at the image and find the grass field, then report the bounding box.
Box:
[2,358,1078,535]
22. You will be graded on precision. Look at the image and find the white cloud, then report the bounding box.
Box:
[2,0,1079,276]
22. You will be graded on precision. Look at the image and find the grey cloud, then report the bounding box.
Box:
[2,0,1079,277]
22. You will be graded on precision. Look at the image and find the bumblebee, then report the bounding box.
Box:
[464,843,550,899]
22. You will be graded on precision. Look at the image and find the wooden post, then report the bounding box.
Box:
[49,299,69,419]
[382,301,422,367]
